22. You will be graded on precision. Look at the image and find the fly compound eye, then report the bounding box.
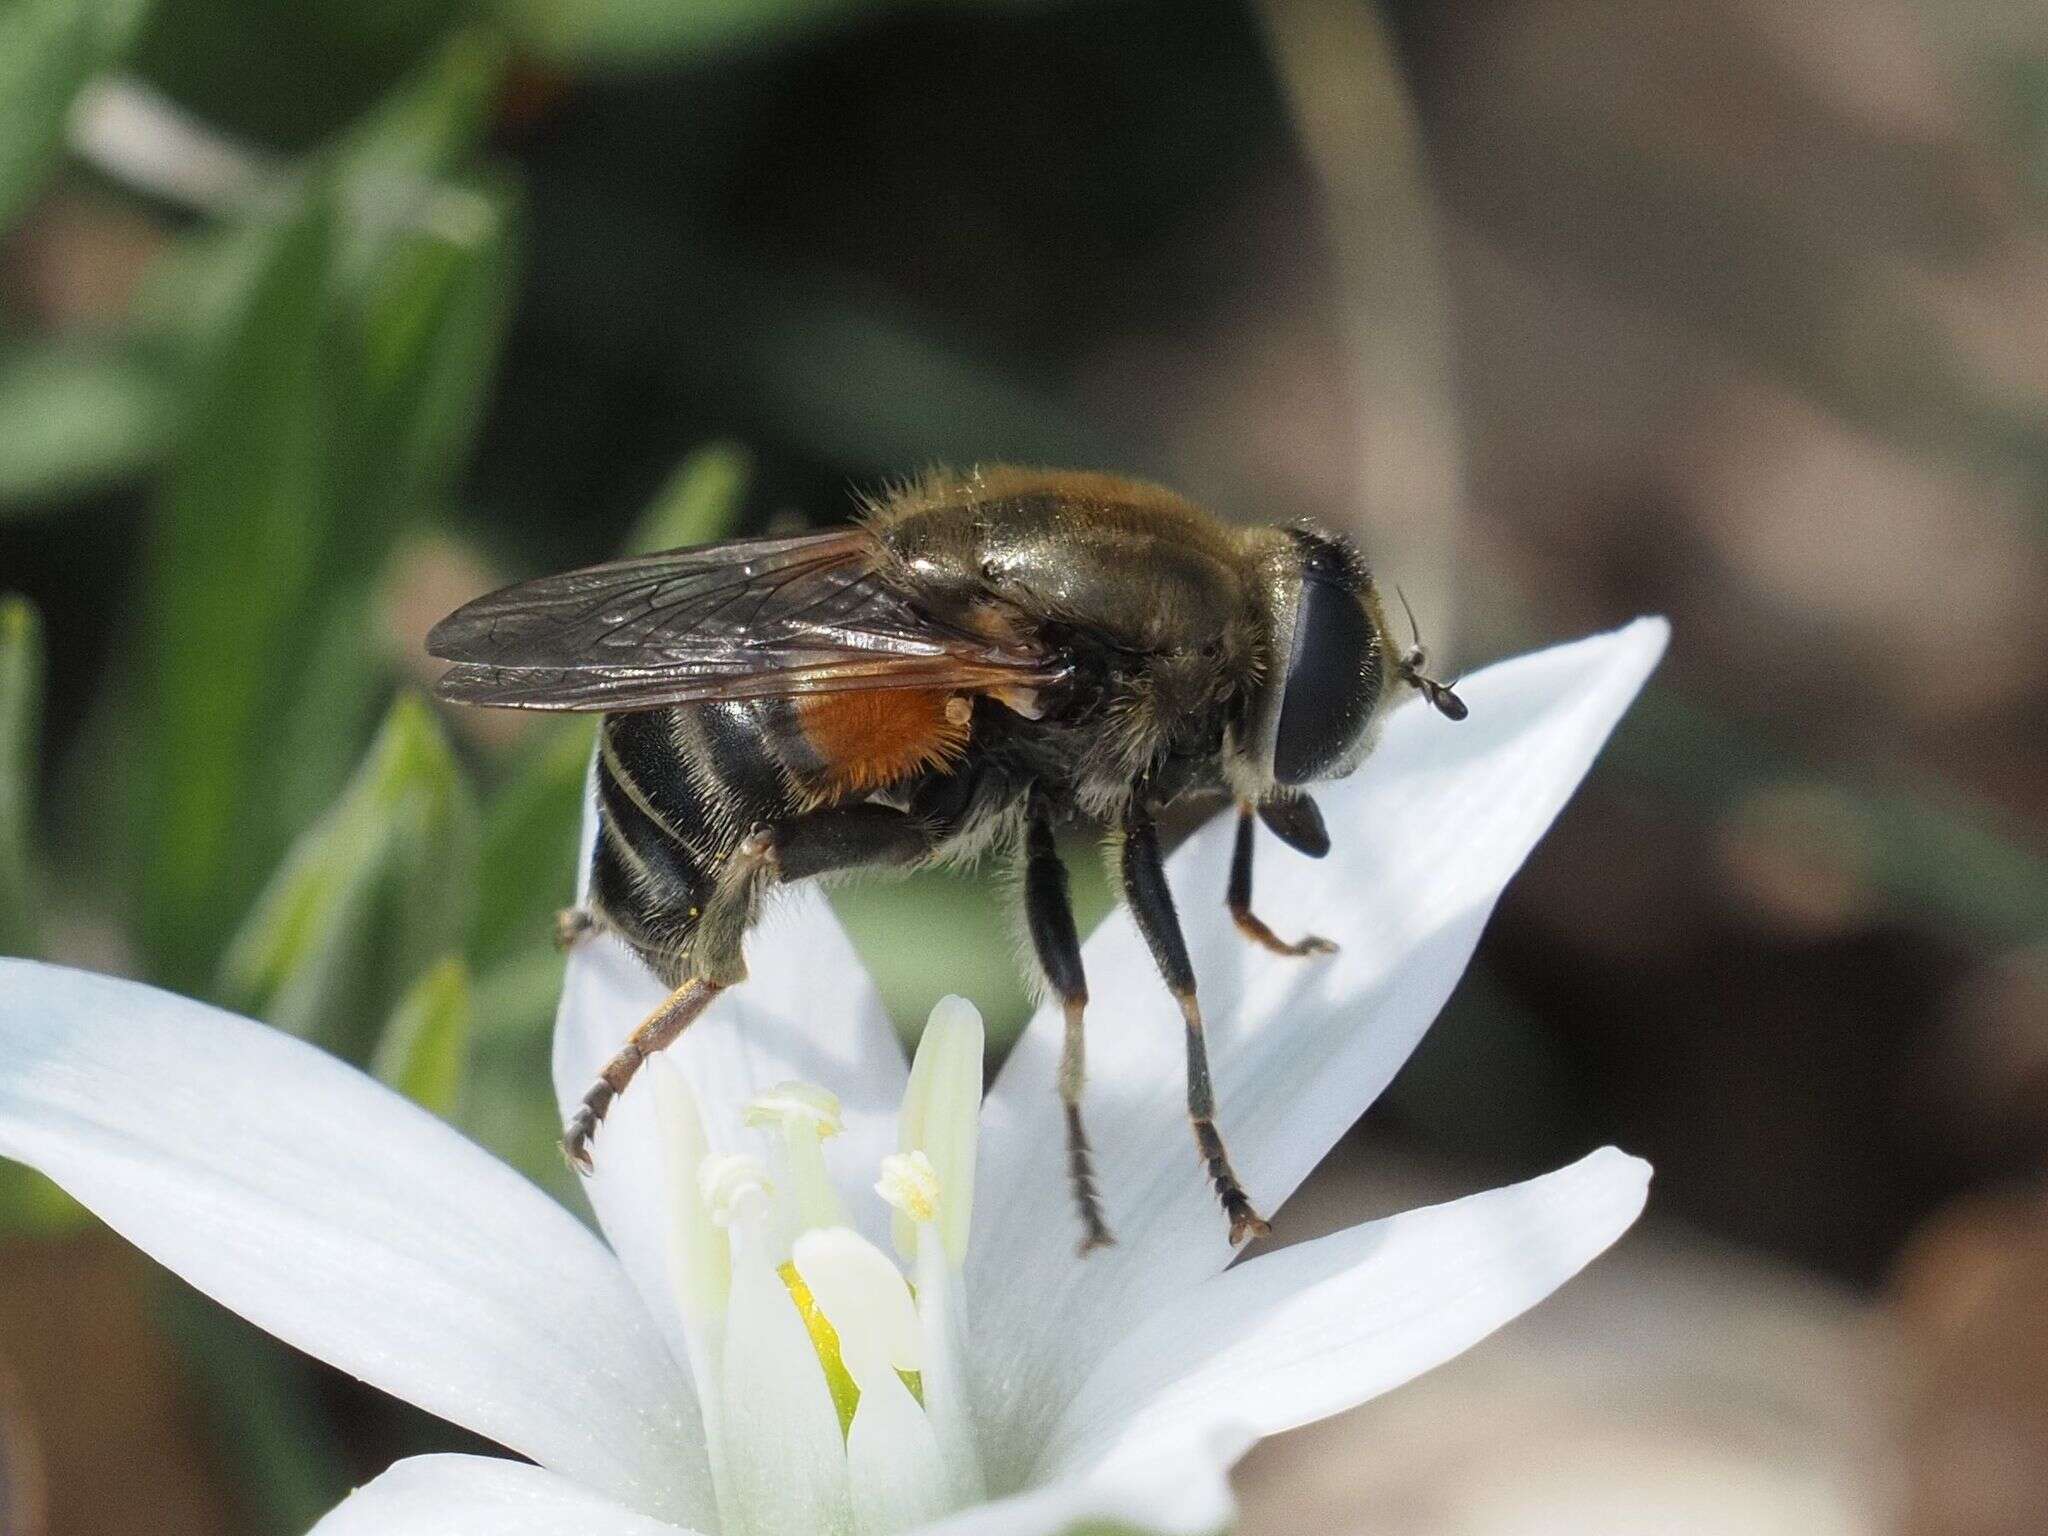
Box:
[1272,574,1382,785]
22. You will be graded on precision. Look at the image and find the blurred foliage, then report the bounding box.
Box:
[0,596,80,1237]
[0,342,175,508]
[0,595,44,958]
[372,955,474,1116]
[0,0,114,230]
[218,694,479,1053]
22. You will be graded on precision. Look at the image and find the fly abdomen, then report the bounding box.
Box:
[590,703,809,985]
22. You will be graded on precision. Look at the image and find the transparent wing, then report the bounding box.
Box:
[426,527,1054,712]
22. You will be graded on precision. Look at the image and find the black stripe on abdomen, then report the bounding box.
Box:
[685,699,804,829]
[592,730,715,978]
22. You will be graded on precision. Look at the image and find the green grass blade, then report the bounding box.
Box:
[220,695,480,1056]
[372,953,472,1116]
[473,719,593,968]
[349,168,522,519]
[137,191,340,988]
[0,596,45,959]
[0,341,176,511]
[0,0,98,231]
[626,440,752,555]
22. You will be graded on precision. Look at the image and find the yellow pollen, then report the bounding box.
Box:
[876,1150,941,1224]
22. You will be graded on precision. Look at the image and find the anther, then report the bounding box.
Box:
[745,1081,844,1138]
[700,1153,775,1228]
[876,1150,941,1226]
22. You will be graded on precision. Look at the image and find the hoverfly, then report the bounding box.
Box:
[429,467,1465,1249]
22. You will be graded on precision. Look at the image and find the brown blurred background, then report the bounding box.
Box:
[2,0,2045,1532]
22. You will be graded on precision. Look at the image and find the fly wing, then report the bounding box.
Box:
[426,527,1054,711]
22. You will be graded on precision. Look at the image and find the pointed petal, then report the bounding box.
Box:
[309,1455,707,1536]
[893,996,983,1267]
[846,1374,951,1536]
[554,756,911,1360]
[903,1427,1246,1536]
[719,1223,852,1536]
[970,620,1667,1476]
[1037,1148,1651,1478]
[0,963,710,1526]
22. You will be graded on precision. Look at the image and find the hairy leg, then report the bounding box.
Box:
[563,804,939,1168]
[1022,796,1114,1252]
[1226,804,1336,957]
[1124,806,1270,1246]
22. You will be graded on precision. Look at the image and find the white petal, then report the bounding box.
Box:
[893,996,983,1267]
[846,1373,951,1536]
[554,758,912,1362]
[309,1454,705,1536]
[969,620,1667,1479]
[902,1426,1246,1536]
[720,1216,852,1536]
[793,1226,922,1377]
[1037,1147,1651,1478]
[0,964,710,1527]
[652,1060,729,1325]
[910,1219,986,1508]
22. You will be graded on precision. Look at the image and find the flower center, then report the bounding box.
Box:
[779,1258,925,1434]
[650,998,990,1536]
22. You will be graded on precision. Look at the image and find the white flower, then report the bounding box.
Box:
[0,619,1666,1535]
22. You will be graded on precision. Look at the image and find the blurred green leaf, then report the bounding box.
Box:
[494,0,1058,66]
[628,440,751,555]
[259,74,520,853]
[832,871,1036,1047]
[348,169,521,515]
[473,718,592,967]
[220,694,479,1055]
[137,190,340,986]
[0,340,177,510]
[0,596,45,958]
[372,952,471,1114]
[466,945,576,1193]
[328,26,508,196]
[0,1160,83,1235]
[470,944,569,1042]
[261,593,393,857]
[134,60,521,980]
[0,0,97,231]
[0,607,85,1239]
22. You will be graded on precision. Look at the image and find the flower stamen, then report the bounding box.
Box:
[748,1080,847,1235]
[700,1153,775,1229]
[876,1150,940,1226]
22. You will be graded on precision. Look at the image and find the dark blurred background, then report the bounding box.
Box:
[1,1,2044,1532]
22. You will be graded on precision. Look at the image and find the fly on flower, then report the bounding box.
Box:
[0,618,1668,1536]
[427,466,1467,1250]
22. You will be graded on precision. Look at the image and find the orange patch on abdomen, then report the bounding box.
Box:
[794,688,971,801]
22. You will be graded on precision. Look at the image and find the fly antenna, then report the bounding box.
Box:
[1393,585,1469,722]
[1396,584,1424,652]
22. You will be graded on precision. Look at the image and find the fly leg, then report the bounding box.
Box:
[564,804,940,1171]
[556,906,600,951]
[1124,805,1270,1246]
[565,976,726,1169]
[1022,795,1115,1253]
[1227,799,1336,957]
